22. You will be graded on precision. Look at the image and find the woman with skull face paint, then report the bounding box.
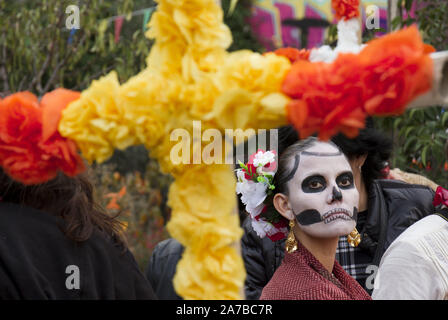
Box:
[259,138,371,300]
[241,122,436,299]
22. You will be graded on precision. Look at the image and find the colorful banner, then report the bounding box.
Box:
[114,16,124,43]
[249,0,388,50]
[142,8,155,31]
[67,28,77,45]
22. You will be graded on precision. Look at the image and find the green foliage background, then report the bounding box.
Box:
[0,0,261,97]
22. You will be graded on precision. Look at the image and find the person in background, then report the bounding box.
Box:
[146,238,184,300]
[0,169,156,299]
[372,186,448,300]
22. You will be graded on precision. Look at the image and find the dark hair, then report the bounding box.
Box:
[272,137,318,196]
[262,137,319,225]
[331,118,393,191]
[0,168,126,247]
[275,118,393,191]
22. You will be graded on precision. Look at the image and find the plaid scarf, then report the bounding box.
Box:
[335,211,373,292]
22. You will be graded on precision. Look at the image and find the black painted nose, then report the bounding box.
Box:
[332,187,343,202]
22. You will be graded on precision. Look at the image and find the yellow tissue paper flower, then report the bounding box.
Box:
[203,51,291,130]
[167,163,245,299]
[59,72,137,163]
[119,70,173,149]
[174,246,245,300]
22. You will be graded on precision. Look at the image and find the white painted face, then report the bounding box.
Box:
[287,141,359,238]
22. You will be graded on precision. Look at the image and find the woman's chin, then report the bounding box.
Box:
[302,219,356,238]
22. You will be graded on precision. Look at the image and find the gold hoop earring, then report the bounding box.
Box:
[347,227,361,247]
[285,220,298,253]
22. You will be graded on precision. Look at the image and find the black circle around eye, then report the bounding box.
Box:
[302,175,326,193]
[336,172,354,189]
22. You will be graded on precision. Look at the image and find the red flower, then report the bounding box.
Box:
[284,26,433,140]
[273,217,288,229]
[273,48,310,63]
[332,0,360,21]
[267,231,287,242]
[0,90,85,185]
[433,186,448,208]
[243,163,257,180]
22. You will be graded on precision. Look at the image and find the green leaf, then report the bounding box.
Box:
[403,136,417,152]
[404,126,415,139]
[228,0,239,16]
[442,111,448,126]
[408,108,419,120]
[421,145,429,166]
[393,118,403,130]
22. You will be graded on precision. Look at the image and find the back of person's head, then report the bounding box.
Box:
[331,118,393,190]
[276,118,392,191]
[0,168,125,247]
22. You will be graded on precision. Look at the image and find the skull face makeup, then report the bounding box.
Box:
[286,141,359,239]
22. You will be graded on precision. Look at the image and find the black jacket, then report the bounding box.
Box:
[241,179,436,300]
[0,202,156,299]
[146,238,184,300]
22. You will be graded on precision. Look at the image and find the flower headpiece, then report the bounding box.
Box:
[0,90,85,185]
[236,149,288,241]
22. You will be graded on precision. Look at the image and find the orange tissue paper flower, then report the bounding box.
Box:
[332,0,360,21]
[359,25,434,116]
[273,48,310,63]
[0,90,85,185]
[283,25,433,141]
[284,54,367,140]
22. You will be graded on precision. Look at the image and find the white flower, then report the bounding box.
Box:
[253,150,276,167]
[310,18,362,64]
[237,180,268,209]
[335,18,362,54]
[245,203,265,219]
[251,219,272,238]
[251,217,289,239]
[235,168,246,182]
[309,45,337,63]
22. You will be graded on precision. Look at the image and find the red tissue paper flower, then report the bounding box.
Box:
[0,89,85,185]
[433,186,448,208]
[332,0,360,21]
[283,25,434,141]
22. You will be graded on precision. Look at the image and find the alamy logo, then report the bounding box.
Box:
[170,121,278,165]
[65,265,80,290]
[365,5,380,30]
[365,264,380,290]
[65,5,80,30]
